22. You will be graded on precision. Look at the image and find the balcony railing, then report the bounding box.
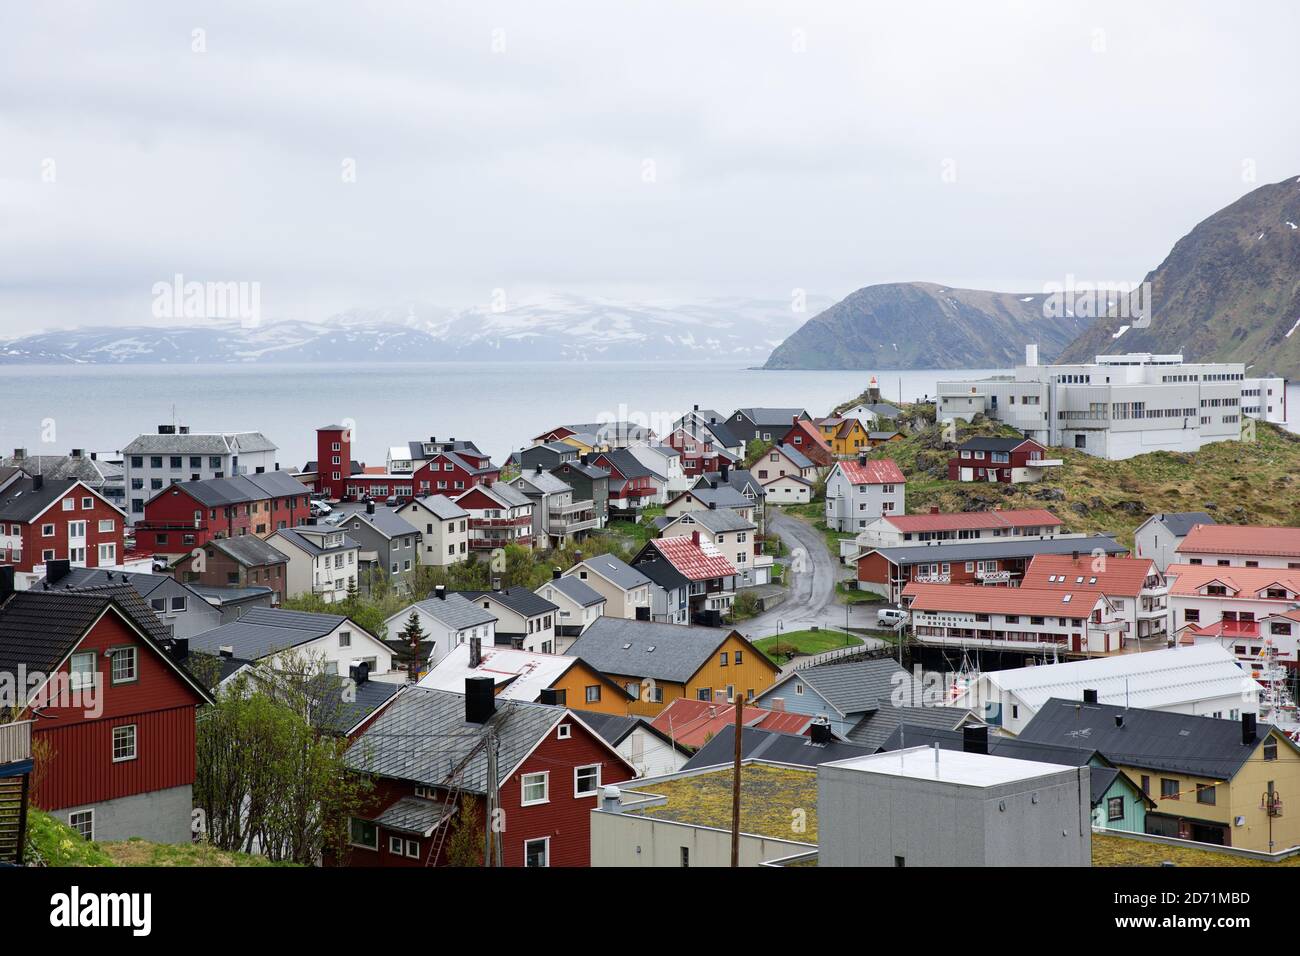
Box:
[469,516,532,528]
[0,720,33,766]
[548,516,600,535]
[469,535,534,550]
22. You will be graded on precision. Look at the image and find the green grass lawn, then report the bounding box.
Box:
[24,808,294,867]
[836,581,883,604]
[754,628,861,665]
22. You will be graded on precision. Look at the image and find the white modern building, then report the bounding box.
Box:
[938,349,1286,461]
[122,425,278,521]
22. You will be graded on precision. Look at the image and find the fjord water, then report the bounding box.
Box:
[0,361,1001,467]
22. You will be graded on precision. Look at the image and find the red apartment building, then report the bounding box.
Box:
[947,437,1060,484]
[661,429,735,479]
[0,574,213,843]
[0,476,125,581]
[134,471,313,557]
[339,680,635,867]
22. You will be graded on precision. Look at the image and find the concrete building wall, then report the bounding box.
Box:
[62,783,195,844]
[589,811,813,867]
[817,762,1090,867]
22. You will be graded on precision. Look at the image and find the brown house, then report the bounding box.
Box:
[172,534,289,603]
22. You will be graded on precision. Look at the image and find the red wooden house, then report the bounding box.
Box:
[590,449,659,512]
[412,449,500,497]
[134,471,312,557]
[0,572,213,843]
[454,481,535,552]
[781,418,835,467]
[947,437,1061,484]
[339,680,635,867]
[0,476,125,581]
[661,428,736,478]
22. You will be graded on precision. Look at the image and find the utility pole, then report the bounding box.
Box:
[484,730,498,867]
[730,689,743,867]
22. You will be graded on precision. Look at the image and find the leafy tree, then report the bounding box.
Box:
[396,610,427,682]
[744,439,773,468]
[443,796,483,867]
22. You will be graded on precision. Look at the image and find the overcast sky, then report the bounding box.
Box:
[2,0,1298,335]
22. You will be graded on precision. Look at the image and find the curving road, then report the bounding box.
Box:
[739,510,883,641]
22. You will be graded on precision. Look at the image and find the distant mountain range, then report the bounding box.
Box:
[763,282,1093,369]
[1058,175,1300,376]
[0,293,828,365]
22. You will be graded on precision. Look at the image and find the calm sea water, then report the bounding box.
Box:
[0,361,994,468]
[3,362,1294,469]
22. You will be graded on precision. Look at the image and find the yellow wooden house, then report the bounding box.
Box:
[815,417,871,458]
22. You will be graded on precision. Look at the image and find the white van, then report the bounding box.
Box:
[876,607,908,627]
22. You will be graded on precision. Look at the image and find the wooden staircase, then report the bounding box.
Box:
[0,773,29,866]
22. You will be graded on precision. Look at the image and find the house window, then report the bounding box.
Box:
[69,810,94,841]
[170,596,187,612]
[719,652,728,667]
[1160,778,1179,800]
[734,650,743,664]
[349,817,378,850]
[524,837,550,868]
[574,764,601,797]
[1140,775,1150,795]
[585,685,601,704]
[1196,784,1216,805]
[69,652,96,690]
[680,846,690,867]
[696,688,712,701]
[111,724,137,762]
[110,647,138,684]
[339,631,352,648]
[521,772,548,806]
[557,724,571,740]
[1107,796,1124,821]
[1264,738,1278,761]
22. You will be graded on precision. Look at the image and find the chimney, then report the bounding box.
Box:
[1243,712,1258,745]
[574,550,583,563]
[32,474,43,490]
[1025,343,1039,367]
[12,448,25,461]
[962,724,989,755]
[929,506,939,515]
[465,676,496,724]
[600,785,622,813]
[707,501,716,510]
[691,530,700,547]
[435,584,446,600]
[0,567,14,600]
[535,465,543,474]
[1114,714,1125,729]
[539,688,562,706]
[167,638,189,664]
[1083,688,1098,704]
[580,453,589,465]
[70,448,83,458]
[491,577,501,592]
[857,452,867,466]
[710,480,718,490]
[1071,550,1080,560]
[469,636,482,668]
[809,721,833,745]
[552,567,562,580]
[219,645,234,658]
[366,500,375,515]
[349,659,370,685]
[720,463,730,481]
[46,558,71,584]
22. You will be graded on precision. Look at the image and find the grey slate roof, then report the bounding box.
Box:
[870,533,1127,567]
[189,585,274,605]
[576,710,658,748]
[122,430,277,455]
[460,587,557,620]
[633,557,690,593]
[0,454,119,485]
[570,553,650,591]
[271,527,359,557]
[771,443,814,470]
[543,575,606,608]
[157,470,307,508]
[35,567,173,598]
[0,477,82,522]
[189,606,348,660]
[407,495,468,521]
[511,470,573,495]
[211,535,289,567]
[598,448,654,481]
[373,796,456,836]
[302,673,402,736]
[344,687,567,793]
[684,725,875,770]
[566,617,735,684]
[1154,512,1216,537]
[338,505,421,540]
[846,704,974,751]
[667,508,755,534]
[0,585,212,701]
[408,593,498,630]
[1017,698,1298,780]
[733,408,810,429]
[770,657,917,716]
[673,485,750,511]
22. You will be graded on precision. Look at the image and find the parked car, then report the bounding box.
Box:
[310,500,332,516]
[876,607,908,627]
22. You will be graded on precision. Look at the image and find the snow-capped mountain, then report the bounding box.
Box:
[0,293,825,365]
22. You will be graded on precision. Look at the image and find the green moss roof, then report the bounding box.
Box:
[629,763,819,843]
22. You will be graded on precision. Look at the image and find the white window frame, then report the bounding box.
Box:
[110,646,138,684]
[520,771,549,806]
[523,836,550,868]
[574,763,601,798]
[557,723,572,740]
[111,723,138,762]
[69,809,94,841]
[69,651,96,691]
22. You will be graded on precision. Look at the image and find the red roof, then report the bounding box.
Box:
[649,535,739,580]
[903,581,1107,616]
[649,697,812,748]
[1021,554,1158,596]
[1165,563,1300,598]
[1178,524,1300,558]
[785,419,833,453]
[837,458,905,485]
[884,508,1063,534]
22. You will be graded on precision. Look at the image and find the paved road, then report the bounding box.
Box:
[738,510,885,642]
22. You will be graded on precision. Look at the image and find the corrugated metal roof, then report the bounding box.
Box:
[647,535,738,581]
[835,458,906,485]
[904,581,1108,616]
[1178,523,1300,557]
[567,617,736,684]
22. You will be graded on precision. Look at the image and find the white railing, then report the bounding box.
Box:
[0,720,33,765]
